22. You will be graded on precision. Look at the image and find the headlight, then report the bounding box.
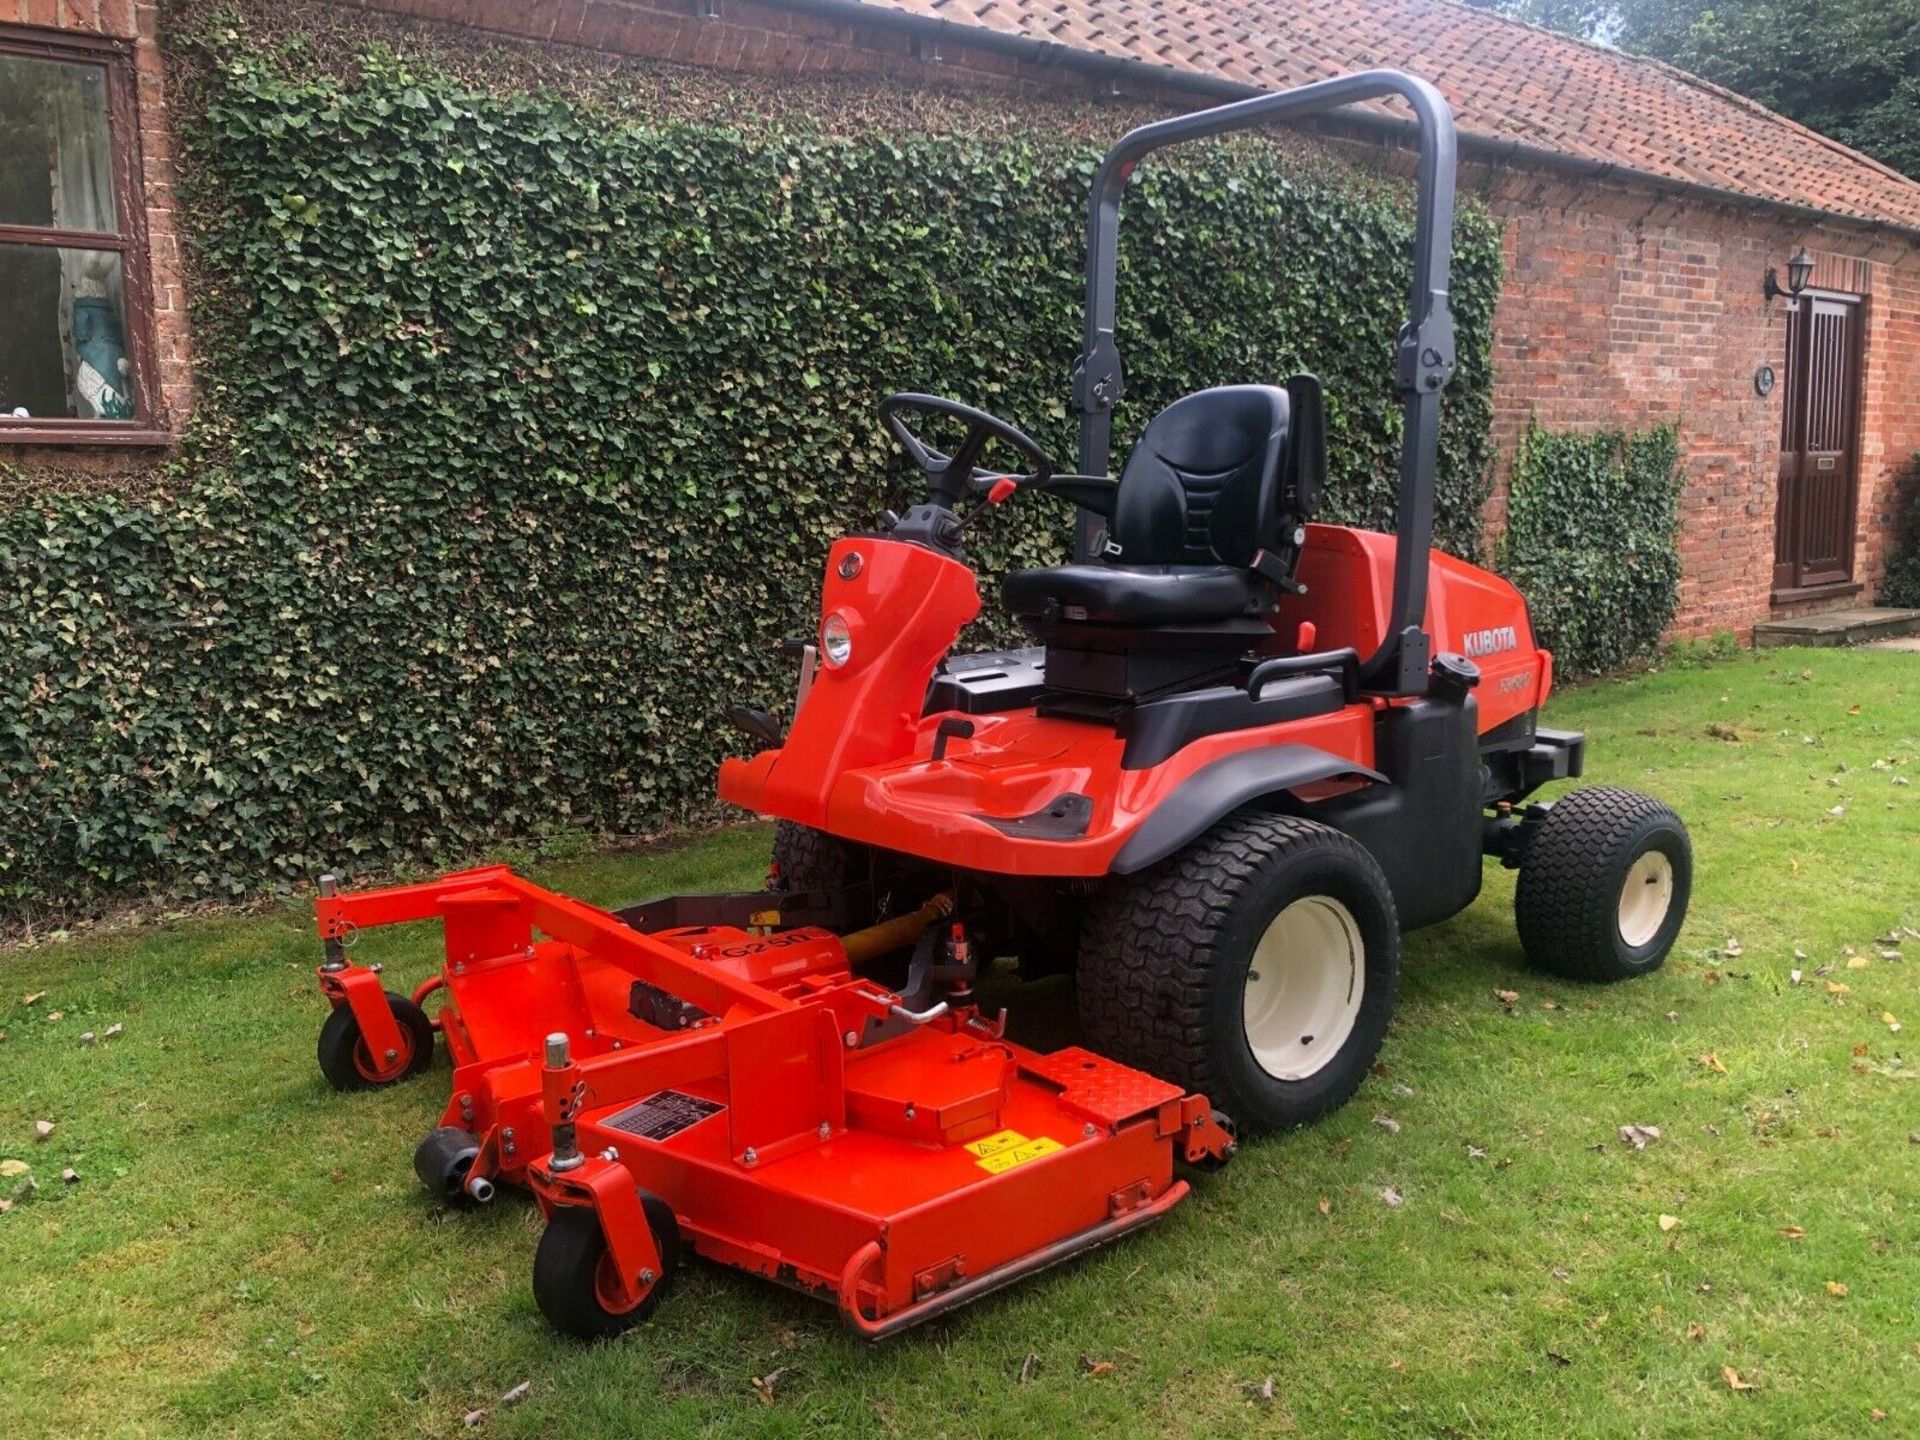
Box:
[820,612,853,668]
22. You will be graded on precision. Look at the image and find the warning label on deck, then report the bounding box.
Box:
[603,1089,725,1142]
[963,1129,1064,1174]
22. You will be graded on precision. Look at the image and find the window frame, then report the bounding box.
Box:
[0,22,168,447]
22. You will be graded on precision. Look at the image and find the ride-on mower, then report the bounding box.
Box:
[310,70,1692,1341]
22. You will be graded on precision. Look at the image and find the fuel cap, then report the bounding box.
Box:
[1430,652,1481,699]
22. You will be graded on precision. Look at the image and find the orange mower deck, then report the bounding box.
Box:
[313,866,1233,1338]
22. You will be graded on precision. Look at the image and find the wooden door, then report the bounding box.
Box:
[1773,293,1863,593]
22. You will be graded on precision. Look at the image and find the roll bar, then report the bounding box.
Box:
[1071,70,1459,696]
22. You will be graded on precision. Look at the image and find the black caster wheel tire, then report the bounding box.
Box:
[414,1126,489,1206]
[1079,813,1400,1138]
[1515,786,1692,982]
[316,989,434,1092]
[533,1193,680,1341]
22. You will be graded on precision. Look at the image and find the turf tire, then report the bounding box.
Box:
[1078,813,1400,1136]
[1514,786,1691,982]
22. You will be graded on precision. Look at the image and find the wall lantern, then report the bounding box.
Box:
[1763,247,1815,301]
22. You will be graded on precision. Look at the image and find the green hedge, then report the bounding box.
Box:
[1878,455,1920,609]
[0,40,1501,910]
[1499,423,1684,676]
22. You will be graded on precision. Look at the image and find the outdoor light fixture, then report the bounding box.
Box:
[1763,247,1815,301]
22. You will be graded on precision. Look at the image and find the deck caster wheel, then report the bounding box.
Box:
[414,1126,489,1206]
[1079,814,1400,1137]
[1515,786,1692,981]
[533,1193,681,1341]
[316,989,434,1092]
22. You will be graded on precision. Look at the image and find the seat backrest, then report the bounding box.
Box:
[1107,385,1290,568]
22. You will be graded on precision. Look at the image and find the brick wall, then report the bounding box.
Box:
[0,0,193,459]
[1477,162,1920,637]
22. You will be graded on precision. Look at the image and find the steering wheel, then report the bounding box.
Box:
[879,393,1055,507]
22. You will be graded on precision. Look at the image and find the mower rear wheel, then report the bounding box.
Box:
[316,990,434,1092]
[533,1194,680,1341]
[1515,786,1692,981]
[1078,814,1399,1136]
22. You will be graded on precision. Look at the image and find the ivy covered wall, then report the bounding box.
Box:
[0,11,1502,912]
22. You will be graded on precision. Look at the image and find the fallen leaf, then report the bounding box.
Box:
[1829,804,1847,817]
[1018,1353,1040,1385]
[1373,1114,1401,1134]
[1494,989,1519,1005]
[1826,981,1852,995]
[1872,1408,1888,1422]
[499,1382,530,1406]
[1080,1355,1115,1378]
[1541,999,1560,1010]
[1392,1081,1414,1096]
[34,1120,54,1141]
[1387,1359,1406,1371]
[751,1366,789,1403]
[1725,937,1743,958]
[1466,1144,1487,1160]
[80,1031,97,1046]
[1781,1225,1807,1239]
[1847,955,1871,969]
[60,1167,78,1184]
[1316,1196,1331,1216]
[1658,1214,1682,1232]
[1849,704,1861,715]
[45,1010,63,1022]
[462,1409,488,1429]
[104,1023,122,1039]
[1790,969,1804,985]
[1619,1124,1663,1150]
[1703,971,1722,985]
[1688,1323,1706,1341]
[1242,1376,1276,1405]
[1667,1010,1681,1023]
[1884,1012,1902,1032]
[1550,1265,1571,1282]
[1826,1281,1848,1297]
[1379,1186,1404,1207]
[1699,1052,1727,1074]
[0,1159,28,1178]
[1546,1350,1571,1367]
[1723,1365,1755,1393]
[21,992,45,1005]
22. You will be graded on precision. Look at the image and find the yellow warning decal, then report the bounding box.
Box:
[964,1129,1029,1158]
[964,1129,1064,1174]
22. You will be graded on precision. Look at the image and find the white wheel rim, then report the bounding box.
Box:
[1241,896,1365,1082]
[1617,849,1675,949]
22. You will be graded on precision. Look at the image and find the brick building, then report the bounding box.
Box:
[4,0,1919,639]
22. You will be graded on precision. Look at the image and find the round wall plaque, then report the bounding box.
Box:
[1754,364,1777,397]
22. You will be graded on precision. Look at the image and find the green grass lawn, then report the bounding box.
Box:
[2,647,1916,1439]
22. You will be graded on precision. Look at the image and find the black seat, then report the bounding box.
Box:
[1003,385,1291,628]
[1003,381,1324,702]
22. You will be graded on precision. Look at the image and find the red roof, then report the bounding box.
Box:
[840,0,1920,234]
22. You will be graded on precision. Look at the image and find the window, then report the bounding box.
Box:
[0,26,161,444]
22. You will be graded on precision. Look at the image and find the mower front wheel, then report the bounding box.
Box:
[533,1194,680,1341]
[316,990,434,1092]
[1078,813,1400,1137]
[1515,786,1692,981]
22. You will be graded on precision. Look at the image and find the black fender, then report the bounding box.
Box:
[1110,744,1386,875]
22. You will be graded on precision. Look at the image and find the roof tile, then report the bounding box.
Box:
[842,0,1920,231]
